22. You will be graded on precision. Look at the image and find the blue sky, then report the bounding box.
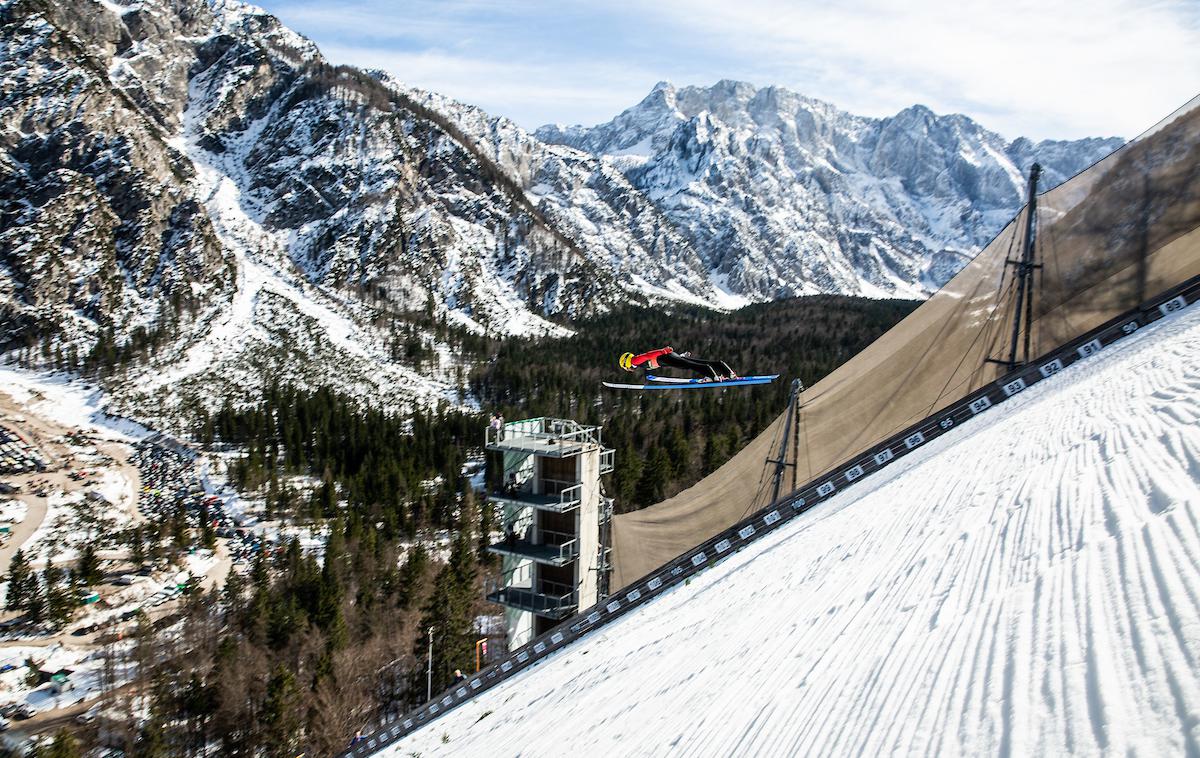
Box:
[256,0,1200,141]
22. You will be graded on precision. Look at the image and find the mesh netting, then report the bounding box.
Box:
[612,99,1200,589]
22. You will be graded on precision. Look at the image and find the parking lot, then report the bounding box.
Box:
[0,426,47,476]
[129,437,260,567]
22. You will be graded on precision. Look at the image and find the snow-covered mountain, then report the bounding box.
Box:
[0,0,1123,425]
[537,81,1123,298]
[0,0,658,425]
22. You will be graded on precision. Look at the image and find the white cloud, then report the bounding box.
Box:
[315,44,669,129]
[263,0,1200,140]
[629,0,1200,139]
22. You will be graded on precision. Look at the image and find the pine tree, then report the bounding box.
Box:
[413,532,477,697]
[129,525,146,566]
[222,570,245,614]
[313,527,347,652]
[396,545,427,610]
[41,729,82,758]
[77,542,102,586]
[667,427,691,477]
[25,579,45,624]
[635,448,671,505]
[614,443,642,510]
[477,499,496,563]
[5,549,31,612]
[43,561,73,628]
[261,665,301,758]
[132,716,169,758]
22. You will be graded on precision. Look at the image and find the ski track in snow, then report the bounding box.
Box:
[387,302,1200,757]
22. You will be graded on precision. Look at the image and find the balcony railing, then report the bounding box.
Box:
[486,578,577,619]
[487,528,579,566]
[485,418,603,457]
[490,479,582,513]
[599,448,615,475]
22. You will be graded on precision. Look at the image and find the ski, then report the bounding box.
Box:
[645,374,779,384]
[603,376,778,390]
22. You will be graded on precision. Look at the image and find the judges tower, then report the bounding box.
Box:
[484,418,614,648]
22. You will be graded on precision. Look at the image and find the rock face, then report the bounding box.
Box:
[0,0,658,422]
[536,81,1123,299]
[0,0,233,360]
[0,0,1123,423]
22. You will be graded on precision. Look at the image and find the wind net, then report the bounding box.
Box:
[611,97,1200,589]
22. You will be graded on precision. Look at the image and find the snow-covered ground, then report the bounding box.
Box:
[0,367,150,442]
[22,486,136,565]
[0,501,27,525]
[386,301,1200,756]
[0,639,136,714]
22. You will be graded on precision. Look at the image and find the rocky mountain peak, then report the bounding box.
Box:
[1,1,1127,424]
[537,80,1124,300]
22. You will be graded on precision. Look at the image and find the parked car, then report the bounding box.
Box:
[75,705,100,724]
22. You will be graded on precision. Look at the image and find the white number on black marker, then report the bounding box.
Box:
[969,396,992,414]
[1039,359,1063,378]
[1159,296,1186,316]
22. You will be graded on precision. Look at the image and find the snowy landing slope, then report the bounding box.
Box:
[388,301,1200,756]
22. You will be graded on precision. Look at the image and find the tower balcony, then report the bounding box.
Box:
[485,417,604,458]
[600,448,615,474]
[487,528,579,567]
[486,578,578,620]
[490,479,582,513]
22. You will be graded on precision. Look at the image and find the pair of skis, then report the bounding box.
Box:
[602,374,779,391]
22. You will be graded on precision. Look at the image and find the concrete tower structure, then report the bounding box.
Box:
[485,418,614,648]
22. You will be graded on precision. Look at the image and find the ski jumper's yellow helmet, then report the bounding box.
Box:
[619,352,635,371]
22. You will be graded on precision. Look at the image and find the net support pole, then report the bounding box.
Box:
[769,379,805,502]
[1008,163,1042,367]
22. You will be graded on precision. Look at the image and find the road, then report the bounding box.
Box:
[0,494,46,572]
[0,385,144,576]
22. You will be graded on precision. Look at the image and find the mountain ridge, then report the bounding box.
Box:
[0,0,1123,426]
[535,79,1122,300]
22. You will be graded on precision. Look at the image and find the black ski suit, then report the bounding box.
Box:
[656,351,735,380]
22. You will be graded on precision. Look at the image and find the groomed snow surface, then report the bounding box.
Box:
[387,301,1200,757]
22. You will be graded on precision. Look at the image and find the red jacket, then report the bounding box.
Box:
[631,347,673,369]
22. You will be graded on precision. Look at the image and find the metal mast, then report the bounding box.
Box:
[988,163,1042,370]
[768,379,805,502]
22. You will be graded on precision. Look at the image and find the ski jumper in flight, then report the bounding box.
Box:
[619,347,737,381]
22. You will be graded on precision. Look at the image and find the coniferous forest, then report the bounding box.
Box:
[18,296,914,756]
[474,295,919,509]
